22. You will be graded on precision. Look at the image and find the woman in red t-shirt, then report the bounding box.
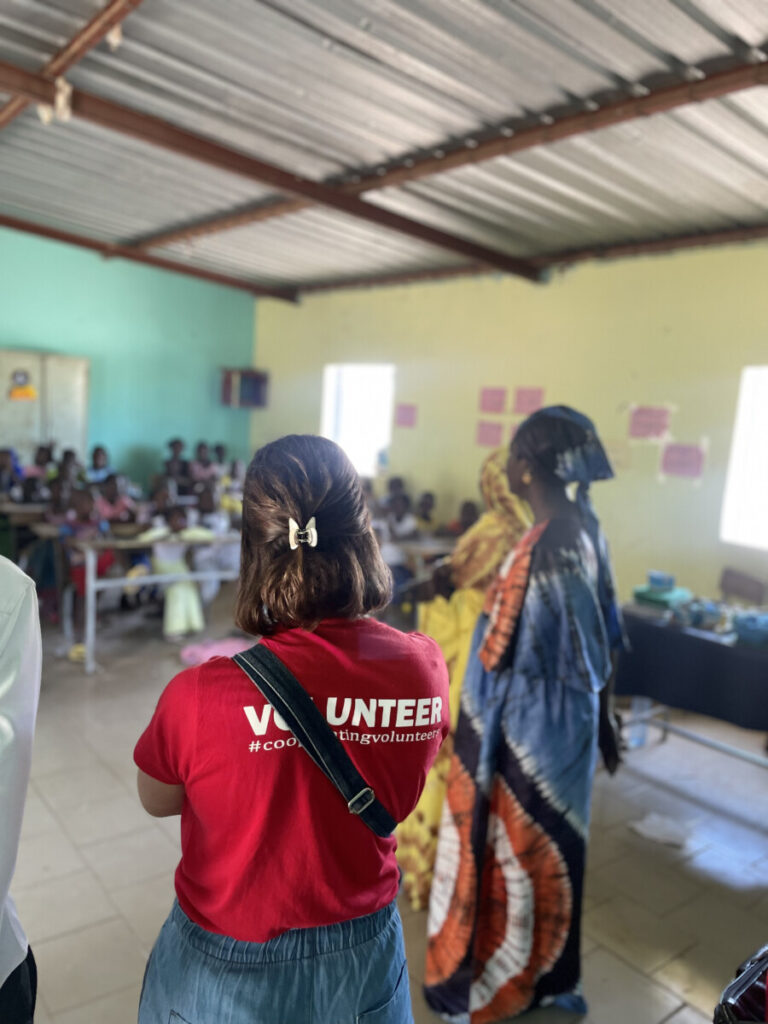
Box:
[135,434,450,1024]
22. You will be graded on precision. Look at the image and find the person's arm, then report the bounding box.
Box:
[0,573,42,921]
[136,769,184,816]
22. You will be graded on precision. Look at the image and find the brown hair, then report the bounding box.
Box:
[235,435,392,635]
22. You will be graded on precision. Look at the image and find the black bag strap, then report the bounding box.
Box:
[233,644,397,838]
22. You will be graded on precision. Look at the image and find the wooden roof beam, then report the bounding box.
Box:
[0,59,543,283]
[0,213,298,302]
[0,0,145,131]
[297,220,768,294]
[128,56,768,251]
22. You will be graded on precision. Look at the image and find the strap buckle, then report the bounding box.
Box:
[348,787,376,816]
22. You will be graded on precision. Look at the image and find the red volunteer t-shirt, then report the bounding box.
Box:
[134,617,449,941]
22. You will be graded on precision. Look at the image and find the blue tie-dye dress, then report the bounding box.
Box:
[424,516,623,1023]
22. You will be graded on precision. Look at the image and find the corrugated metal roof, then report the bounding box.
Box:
[1,0,768,289]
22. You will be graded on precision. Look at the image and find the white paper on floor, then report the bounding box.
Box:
[629,812,689,846]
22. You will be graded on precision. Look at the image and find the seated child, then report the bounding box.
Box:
[189,442,219,489]
[0,448,22,497]
[213,443,228,479]
[95,474,137,523]
[59,449,85,486]
[164,439,191,496]
[86,445,113,484]
[192,487,239,604]
[438,500,480,537]
[375,493,420,593]
[138,507,214,641]
[416,491,436,533]
[60,489,113,659]
[24,444,55,481]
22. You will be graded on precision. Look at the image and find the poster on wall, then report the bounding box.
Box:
[394,403,418,428]
[628,405,671,440]
[660,441,706,480]
[476,421,503,447]
[8,369,38,401]
[513,387,544,415]
[479,387,507,414]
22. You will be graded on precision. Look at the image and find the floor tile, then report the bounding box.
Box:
[109,872,176,951]
[654,942,736,1017]
[52,980,142,1024]
[12,869,116,944]
[663,1005,711,1024]
[29,730,102,780]
[582,947,682,1024]
[79,825,180,890]
[661,891,768,958]
[35,918,145,1014]
[684,845,768,907]
[583,894,696,973]
[402,907,428,980]
[19,787,61,840]
[588,854,702,917]
[34,763,126,815]
[12,828,85,889]
[54,791,150,847]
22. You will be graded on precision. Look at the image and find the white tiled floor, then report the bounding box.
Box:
[12,587,768,1022]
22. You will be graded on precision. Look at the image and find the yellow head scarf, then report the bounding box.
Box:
[450,449,531,591]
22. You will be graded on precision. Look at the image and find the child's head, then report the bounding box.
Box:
[459,500,480,531]
[71,488,94,520]
[48,475,69,507]
[34,444,51,467]
[195,441,210,463]
[101,474,119,502]
[92,446,109,470]
[165,507,188,533]
[387,476,405,497]
[168,438,184,457]
[417,491,435,519]
[214,443,227,463]
[198,486,216,516]
[236,434,391,636]
[151,483,171,510]
[61,448,76,466]
[391,492,411,521]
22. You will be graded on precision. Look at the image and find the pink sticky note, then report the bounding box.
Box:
[476,421,503,447]
[394,403,417,428]
[479,387,507,414]
[661,443,705,479]
[629,406,670,439]
[514,387,544,415]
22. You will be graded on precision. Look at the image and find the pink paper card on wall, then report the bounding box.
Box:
[514,387,544,415]
[661,443,705,479]
[629,406,670,439]
[479,387,507,414]
[394,403,417,428]
[476,421,504,447]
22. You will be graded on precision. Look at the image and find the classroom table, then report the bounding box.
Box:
[615,606,768,767]
[0,502,49,560]
[73,534,241,675]
[399,537,456,575]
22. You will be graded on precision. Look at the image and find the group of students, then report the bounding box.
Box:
[366,476,481,592]
[2,410,624,1024]
[8,439,243,656]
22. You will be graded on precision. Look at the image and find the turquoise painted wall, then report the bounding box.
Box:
[0,228,256,484]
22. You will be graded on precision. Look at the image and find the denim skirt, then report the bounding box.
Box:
[138,899,413,1024]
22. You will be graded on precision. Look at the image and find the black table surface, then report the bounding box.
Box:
[615,608,768,731]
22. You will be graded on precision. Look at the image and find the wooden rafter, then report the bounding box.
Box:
[0,59,543,283]
[128,57,768,252]
[0,0,145,131]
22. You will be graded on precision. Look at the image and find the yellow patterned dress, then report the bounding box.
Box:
[396,450,530,909]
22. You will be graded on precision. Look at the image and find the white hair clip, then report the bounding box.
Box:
[288,516,318,550]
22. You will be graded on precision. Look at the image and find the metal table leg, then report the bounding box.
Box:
[84,546,97,675]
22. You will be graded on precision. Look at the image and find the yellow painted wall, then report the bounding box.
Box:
[252,245,768,599]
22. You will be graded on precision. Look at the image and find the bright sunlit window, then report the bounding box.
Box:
[320,363,396,477]
[720,366,768,551]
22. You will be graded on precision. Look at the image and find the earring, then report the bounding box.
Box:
[521,470,532,486]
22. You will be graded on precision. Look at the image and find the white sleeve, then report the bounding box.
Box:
[0,579,42,919]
